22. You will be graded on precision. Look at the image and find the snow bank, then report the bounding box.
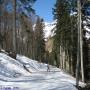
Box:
[0,52,85,90]
[17,54,60,72]
[0,53,31,78]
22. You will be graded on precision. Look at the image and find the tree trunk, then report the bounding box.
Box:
[13,0,16,52]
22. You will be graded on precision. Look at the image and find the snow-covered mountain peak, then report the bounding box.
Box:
[44,20,56,39]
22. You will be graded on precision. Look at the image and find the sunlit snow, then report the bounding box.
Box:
[0,52,85,90]
[44,21,56,39]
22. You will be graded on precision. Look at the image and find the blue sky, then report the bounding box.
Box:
[33,0,56,22]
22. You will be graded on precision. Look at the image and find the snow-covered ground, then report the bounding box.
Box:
[0,52,85,90]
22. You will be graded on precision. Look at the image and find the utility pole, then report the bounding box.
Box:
[13,0,16,52]
[76,0,84,87]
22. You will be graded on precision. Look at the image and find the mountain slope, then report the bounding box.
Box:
[44,20,56,39]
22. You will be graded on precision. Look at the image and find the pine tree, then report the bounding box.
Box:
[34,16,45,62]
[53,0,78,75]
[53,0,90,81]
[0,0,36,52]
[81,1,90,81]
[53,0,70,68]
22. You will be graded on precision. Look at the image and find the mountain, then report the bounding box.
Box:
[44,20,56,39]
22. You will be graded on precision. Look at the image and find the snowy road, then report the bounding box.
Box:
[0,72,77,90]
[0,53,85,90]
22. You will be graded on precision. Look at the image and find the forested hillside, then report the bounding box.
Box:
[0,0,46,62]
[0,0,90,89]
